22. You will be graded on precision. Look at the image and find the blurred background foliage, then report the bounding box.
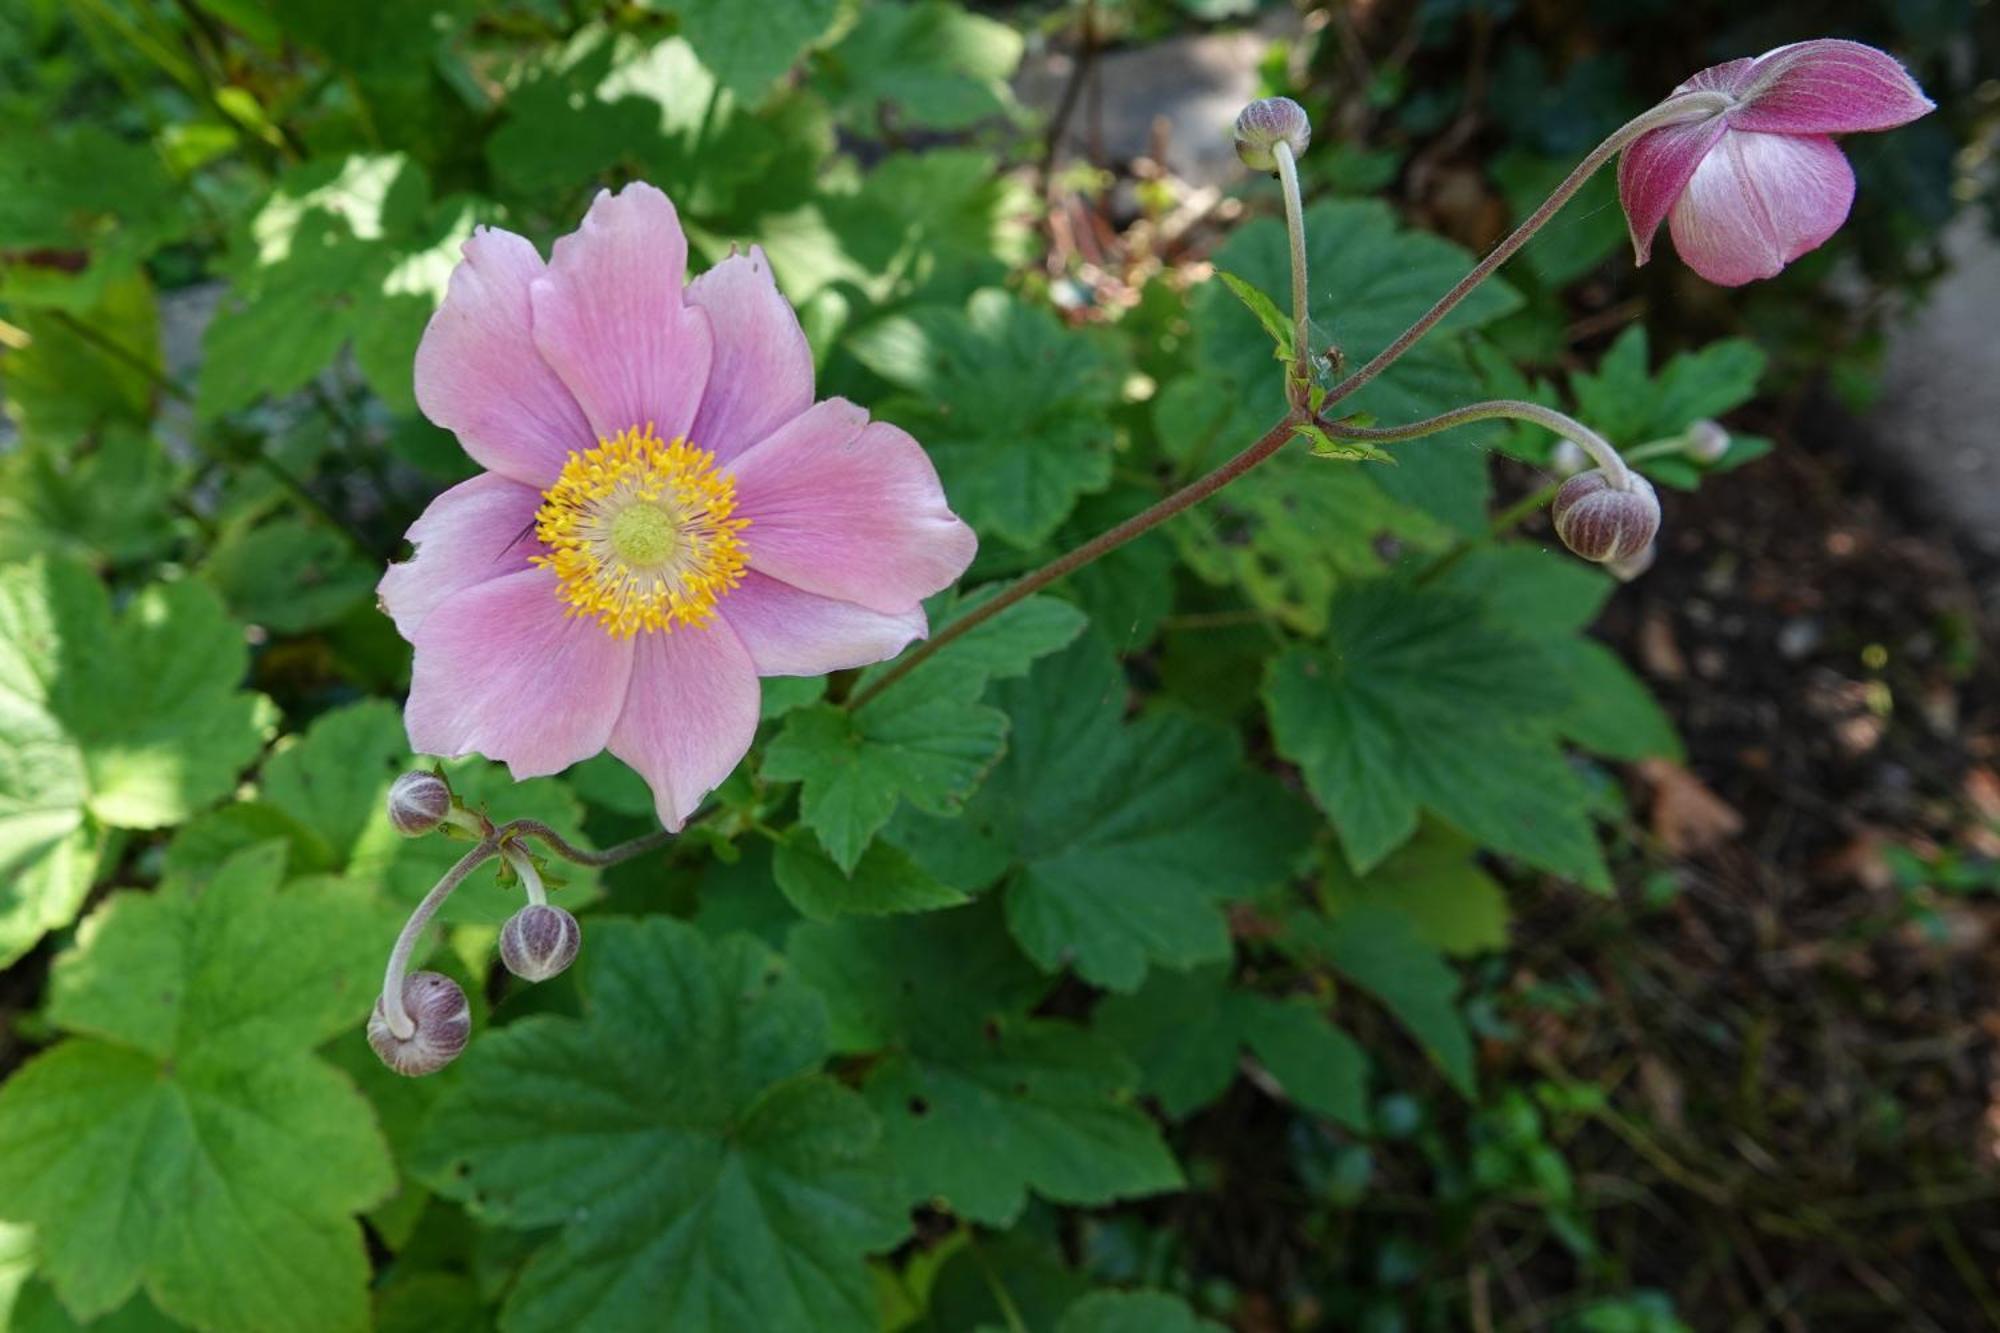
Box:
[1,1,1997,1331]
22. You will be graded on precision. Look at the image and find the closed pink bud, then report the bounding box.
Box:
[368,971,471,1076]
[1235,97,1312,172]
[1552,470,1661,564]
[499,904,580,982]
[387,771,452,837]
[1684,419,1730,462]
[1619,40,1933,286]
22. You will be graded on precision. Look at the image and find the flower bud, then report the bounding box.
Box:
[1684,419,1730,463]
[499,903,580,982]
[368,971,471,1076]
[387,771,452,837]
[1551,469,1660,564]
[1607,543,1657,582]
[1234,97,1311,172]
[1550,440,1589,477]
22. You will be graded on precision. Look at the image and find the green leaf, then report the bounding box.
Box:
[1191,200,1522,533]
[199,518,376,634]
[764,594,1085,870]
[417,918,905,1333]
[1056,1290,1228,1333]
[1264,578,1608,888]
[0,558,274,965]
[0,125,186,308]
[0,428,182,566]
[899,634,1315,991]
[789,904,1182,1223]
[850,289,1122,547]
[167,700,599,923]
[1320,821,1511,957]
[0,845,399,1333]
[1094,964,1369,1128]
[1216,269,1292,361]
[0,273,160,447]
[197,154,485,420]
[1432,548,1679,763]
[818,1,1023,131]
[1288,904,1476,1096]
[772,828,967,920]
[1569,326,1765,450]
[666,0,839,99]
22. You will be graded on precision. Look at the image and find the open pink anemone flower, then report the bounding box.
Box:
[379,183,976,830]
[1618,39,1933,287]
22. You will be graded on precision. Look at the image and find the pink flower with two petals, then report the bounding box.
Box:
[1618,39,1934,287]
[381,183,977,830]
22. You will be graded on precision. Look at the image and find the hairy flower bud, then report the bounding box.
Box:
[499,903,580,982]
[387,771,452,837]
[368,971,471,1076]
[1552,469,1660,564]
[1684,419,1730,463]
[1234,97,1311,171]
[1607,543,1657,583]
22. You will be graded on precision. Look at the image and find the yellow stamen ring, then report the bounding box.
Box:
[532,425,749,638]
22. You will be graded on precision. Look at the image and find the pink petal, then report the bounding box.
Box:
[413,228,595,487]
[1667,129,1855,287]
[727,399,978,615]
[405,568,635,779]
[378,472,544,639]
[1733,39,1935,136]
[1673,55,1759,100]
[686,247,815,464]
[1618,114,1729,266]
[528,183,714,445]
[719,572,926,677]
[608,624,761,830]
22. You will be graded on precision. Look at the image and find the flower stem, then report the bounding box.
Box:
[503,819,676,867]
[1316,89,1734,416]
[847,410,1301,710]
[1319,398,1634,489]
[505,846,548,906]
[376,821,673,1037]
[380,838,500,1040]
[1272,139,1311,398]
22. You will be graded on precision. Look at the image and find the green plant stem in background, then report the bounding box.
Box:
[1273,138,1311,398]
[1316,90,1735,415]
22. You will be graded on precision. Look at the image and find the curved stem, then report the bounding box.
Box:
[1272,139,1311,396]
[501,819,677,868]
[847,411,1300,710]
[505,845,548,906]
[1320,399,1633,490]
[1317,89,1734,415]
[380,839,500,1040]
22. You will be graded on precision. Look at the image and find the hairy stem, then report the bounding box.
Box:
[847,411,1301,709]
[1273,139,1311,397]
[1317,90,1734,414]
[502,819,677,868]
[380,839,499,1039]
[1320,398,1634,489]
[505,846,548,906]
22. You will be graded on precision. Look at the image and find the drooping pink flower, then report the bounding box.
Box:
[380,183,977,829]
[1618,40,1933,286]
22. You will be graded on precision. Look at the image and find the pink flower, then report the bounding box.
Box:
[380,184,977,829]
[1618,40,1933,287]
